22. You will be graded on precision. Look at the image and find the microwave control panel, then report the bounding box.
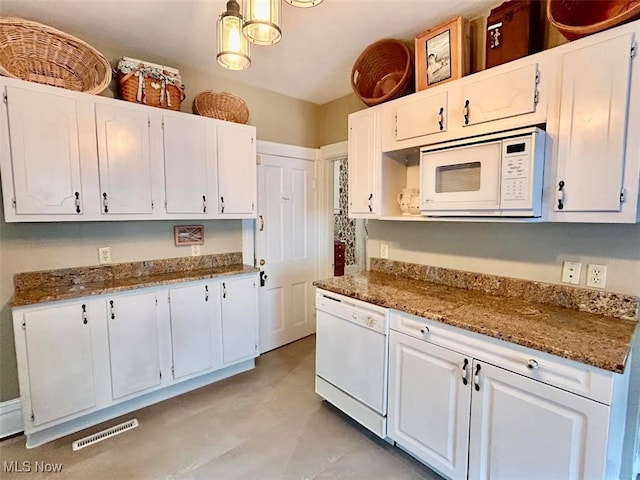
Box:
[501,137,532,205]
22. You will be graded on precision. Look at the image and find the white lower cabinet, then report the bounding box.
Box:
[221,276,259,365]
[388,311,626,480]
[106,292,161,399]
[168,282,221,379]
[12,272,259,447]
[19,302,96,426]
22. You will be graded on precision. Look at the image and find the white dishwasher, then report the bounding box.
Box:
[315,289,389,438]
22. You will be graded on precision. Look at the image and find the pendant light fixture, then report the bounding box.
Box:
[217,0,251,70]
[284,0,323,7]
[243,0,282,45]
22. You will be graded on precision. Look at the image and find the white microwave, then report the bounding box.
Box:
[420,127,546,217]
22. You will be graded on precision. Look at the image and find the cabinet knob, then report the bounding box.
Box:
[527,359,539,370]
[420,326,429,335]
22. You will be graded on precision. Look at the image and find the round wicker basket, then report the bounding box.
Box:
[0,17,112,94]
[547,0,640,41]
[192,91,249,124]
[351,38,413,107]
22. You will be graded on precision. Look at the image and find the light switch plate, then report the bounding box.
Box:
[380,243,389,259]
[561,261,581,285]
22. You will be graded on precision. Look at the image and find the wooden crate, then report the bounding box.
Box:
[485,0,544,69]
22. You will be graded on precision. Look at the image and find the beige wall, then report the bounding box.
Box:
[318,93,365,147]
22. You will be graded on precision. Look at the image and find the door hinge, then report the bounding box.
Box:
[155,298,158,305]
[30,412,34,422]
[251,137,254,144]
[148,119,151,128]
[159,370,162,380]
[161,118,164,129]
[535,70,540,84]
[167,292,171,304]
[2,92,7,104]
[151,201,154,210]
[534,90,540,104]
[394,112,397,136]
[22,319,26,330]
[252,201,255,211]
[631,43,636,58]
[256,155,261,165]
[12,197,16,209]
[620,188,626,203]
[164,200,167,209]
[171,366,175,376]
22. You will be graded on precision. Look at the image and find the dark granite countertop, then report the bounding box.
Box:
[11,253,259,307]
[314,268,638,374]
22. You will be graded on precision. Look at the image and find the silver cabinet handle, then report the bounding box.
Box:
[527,359,539,370]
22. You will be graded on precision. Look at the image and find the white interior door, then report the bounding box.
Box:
[256,153,317,353]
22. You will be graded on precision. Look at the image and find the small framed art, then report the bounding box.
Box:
[174,225,204,246]
[415,16,469,91]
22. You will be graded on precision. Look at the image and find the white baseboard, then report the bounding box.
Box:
[0,398,23,438]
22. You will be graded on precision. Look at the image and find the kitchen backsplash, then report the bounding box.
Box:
[371,258,639,321]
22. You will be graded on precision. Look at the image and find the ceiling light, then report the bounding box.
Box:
[243,0,282,45]
[284,0,323,7]
[217,0,251,70]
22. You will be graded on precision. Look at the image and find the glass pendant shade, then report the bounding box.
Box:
[243,0,282,45]
[217,0,251,70]
[284,0,323,7]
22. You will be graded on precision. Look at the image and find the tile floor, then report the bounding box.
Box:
[0,335,443,480]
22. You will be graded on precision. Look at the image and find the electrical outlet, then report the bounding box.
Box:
[561,261,581,285]
[586,264,607,288]
[98,247,112,264]
[380,243,389,259]
[191,245,201,257]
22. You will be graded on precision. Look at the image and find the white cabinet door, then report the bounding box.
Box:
[168,282,220,379]
[348,109,379,217]
[217,123,256,216]
[468,361,610,480]
[106,292,161,399]
[23,302,95,426]
[221,276,258,365]
[95,103,153,215]
[5,86,83,215]
[396,91,448,141]
[388,331,471,480]
[554,34,633,213]
[461,63,539,127]
[163,114,212,214]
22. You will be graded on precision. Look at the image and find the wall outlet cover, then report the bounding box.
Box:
[586,264,607,288]
[380,243,389,259]
[561,261,581,285]
[98,247,112,264]
[191,245,201,256]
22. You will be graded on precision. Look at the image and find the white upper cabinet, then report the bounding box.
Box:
[106,292,161,399]
[552,33,634,217]
[396,91,448,141]
[216,123,256,217]
[3,85,84,216]
[95,103,154,215]
[162,113,214,215]
[348,109,380,217]
[460,63,539,127]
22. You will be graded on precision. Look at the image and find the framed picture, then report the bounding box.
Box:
[415,16,469,91]
[174,225,204,246]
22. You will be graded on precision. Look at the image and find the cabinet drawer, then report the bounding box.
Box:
[390,310,614,405]
[316,290,388,334]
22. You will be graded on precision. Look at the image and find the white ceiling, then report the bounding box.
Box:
[0,0,498,105]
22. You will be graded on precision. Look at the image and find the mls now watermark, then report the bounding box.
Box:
[3,460,63,473]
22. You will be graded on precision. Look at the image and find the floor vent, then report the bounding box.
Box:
[72,419,139,451]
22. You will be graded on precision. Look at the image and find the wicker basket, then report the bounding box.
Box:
[117,57,185,111]
[192,91,249,124]
[547,0,640,41]
[351,38,413,107]
[0,16,111,94]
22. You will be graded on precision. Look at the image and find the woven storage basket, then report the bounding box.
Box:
[193,91,249,124]
[547,0,640,40]
[0,16,111,94]
[351,38,413,107]
[117,57,185,111]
